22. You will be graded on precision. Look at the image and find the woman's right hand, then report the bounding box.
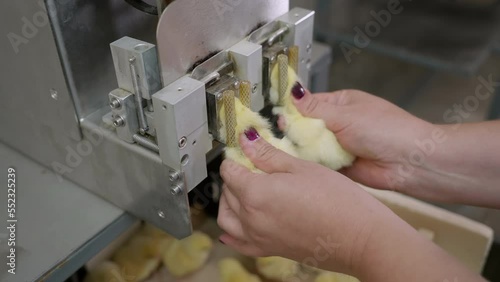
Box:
[292,87,500,208]
[292,88,434,194]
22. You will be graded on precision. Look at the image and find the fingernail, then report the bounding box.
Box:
[244,127,260,141]
[292,82,305,100]
[219,239,225,245]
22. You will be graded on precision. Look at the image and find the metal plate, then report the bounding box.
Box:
[157,0,289,85]
[47,0,159,118]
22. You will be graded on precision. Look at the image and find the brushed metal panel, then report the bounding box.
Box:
[157,0,289,85]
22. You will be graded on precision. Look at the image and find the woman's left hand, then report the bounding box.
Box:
[217,128,402,276]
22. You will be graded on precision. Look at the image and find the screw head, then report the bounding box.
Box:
[307,44,312,53]
[50,89,58,100]
[169,171,181,182]
[112,116,125,127]
[139,128,147,135]
[178,136,187,148]
[252,84,258,93]
[158,210,165,218]
[171,184,183,196]
[109,98,121,109]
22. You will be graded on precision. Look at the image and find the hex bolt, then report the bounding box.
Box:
[112,116,125,128]
[169,171,181,182]
[178,136,187,148]
[171,184,184,196]
[109,98,121,109]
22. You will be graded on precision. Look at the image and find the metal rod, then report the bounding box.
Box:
[278,54,289,105]
[129,57,149,134]
[267,26,289,46]
[146,100,154,112]
[133,134,159,153]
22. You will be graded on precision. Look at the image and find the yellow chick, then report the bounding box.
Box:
[84,261,127,282]
[255,256,299,281]
[315,271,360,282]
[270,61,355,171]
[219,96,298,172]
[140,223,173,239]
[219,258,262,282]
[162,231,214,277]
[127,234,173,258]
[112,243,160,282]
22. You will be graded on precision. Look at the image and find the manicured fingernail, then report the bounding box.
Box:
[219,239,225,245]
[292,82,305,100]
[244,127,260,141]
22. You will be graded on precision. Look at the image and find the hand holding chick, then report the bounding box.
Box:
[269,55,354,170]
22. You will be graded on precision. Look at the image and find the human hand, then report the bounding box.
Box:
[289,88,435,196]
[217,128,484,282]
[217,128,404,276]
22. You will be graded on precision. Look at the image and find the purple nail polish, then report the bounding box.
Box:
[244,127,260,141]
[292,82,305,100]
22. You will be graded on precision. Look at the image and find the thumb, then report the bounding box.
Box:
[239,128,304,174]
[292,84,345,131]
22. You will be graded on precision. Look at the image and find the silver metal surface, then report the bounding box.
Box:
[47,0,158,118]
[80,112,192,239]
[153,76,211,192]
[109,89,140,143]
[133,134,160,153]
[191,51,233,84]
[110,37,162,100]
[276,7,315,87]
[129,58,149,134]
[0,0,81,168]
[228,41,265,111]
[157,0,289,85]
[206,75,240,141]
[0,142,134,282]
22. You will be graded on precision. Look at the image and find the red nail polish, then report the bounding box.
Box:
[292,82,305,100]
[244,127,260,141]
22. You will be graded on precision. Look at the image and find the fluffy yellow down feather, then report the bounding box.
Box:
[219,258,262,282]
[270,65,355,170]
[161,231,214,277]
[84,261,127,282]
[219,97,298,172]
[255,256,300,281]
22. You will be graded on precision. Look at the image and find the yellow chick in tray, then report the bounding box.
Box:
[255,256,299,281]
[270,54,354,171]
[219,258,262,282]
[162,231,214,277]
[84,261,126,282]
[218,84,298,172]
